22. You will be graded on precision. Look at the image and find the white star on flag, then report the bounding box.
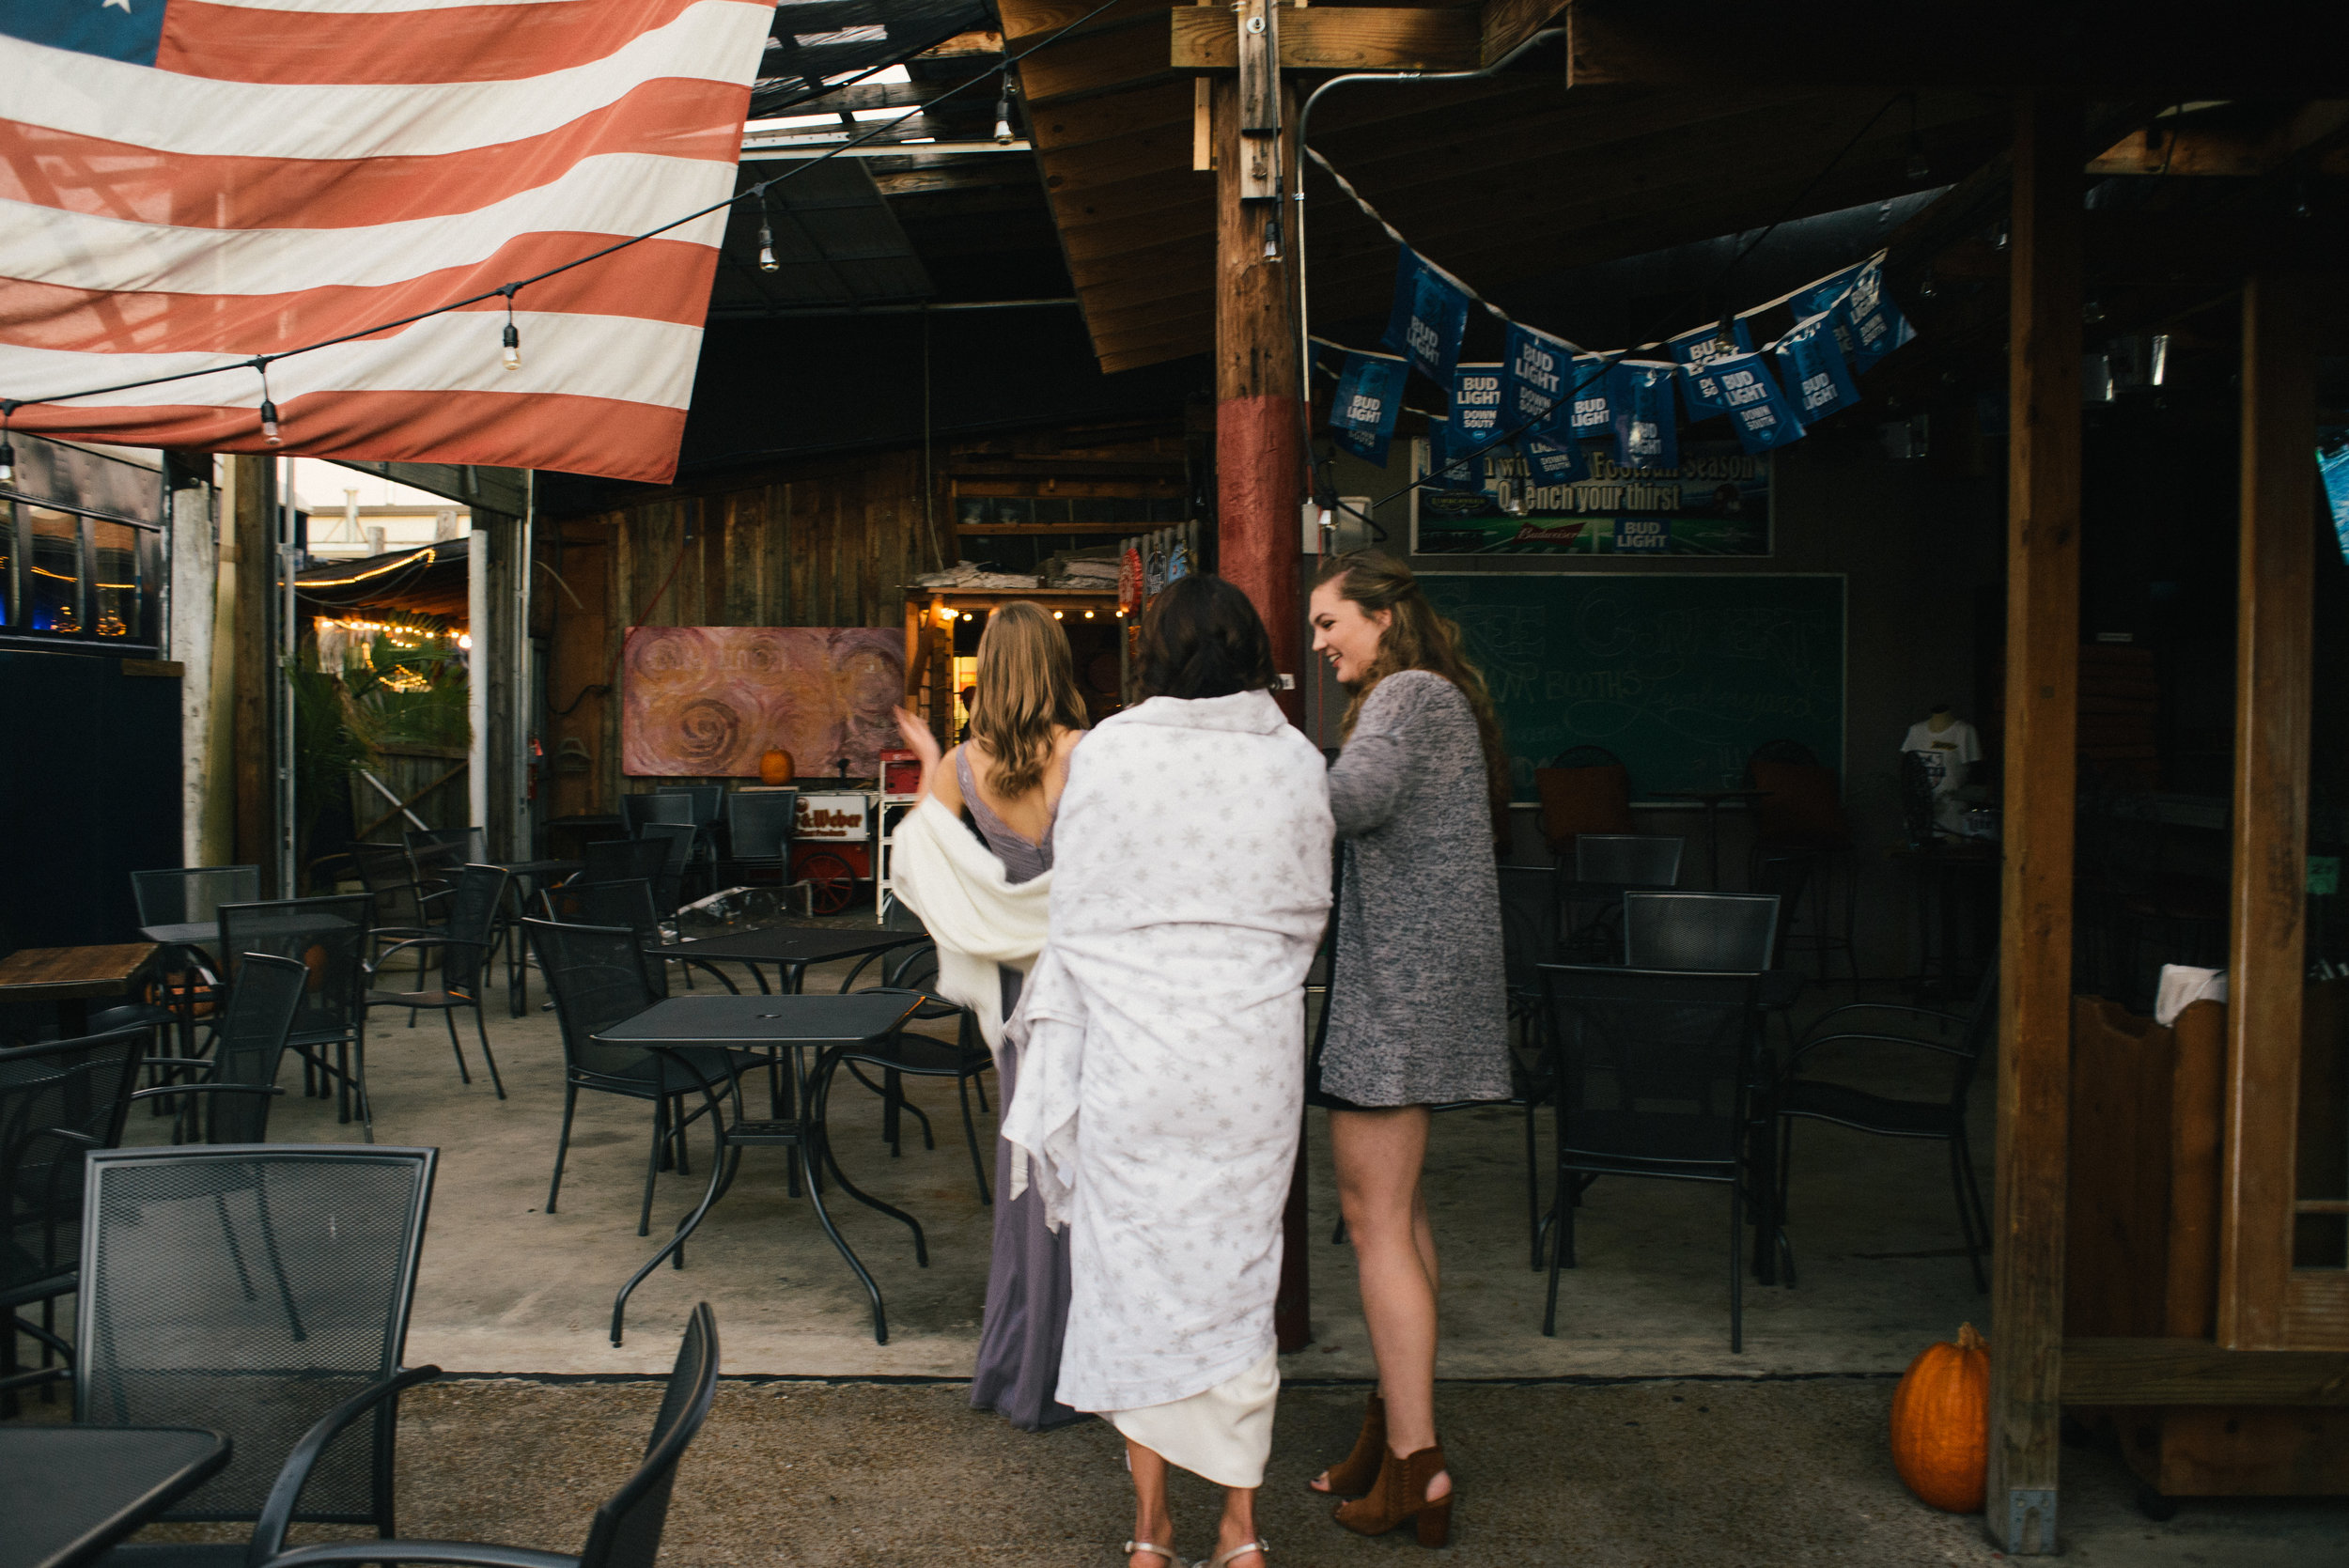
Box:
[102,0,132,12]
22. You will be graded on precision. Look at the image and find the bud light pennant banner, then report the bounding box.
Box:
[1610,361,1679,471]
[1568,353,1615,437]
[1382,250,1472,384]
[1668,318,1753,418]
[1329,349,1408,464]
[2321,431,2349,567]
[1451,362,1503,444]
[1774,312,1861,424]
[1501,323,1577,441]
[1709,350,1805,454]
[1525,433,1588,484]
[1413,438,1769,555]
[1426,416,1484,491]
[1797,256,1915,372]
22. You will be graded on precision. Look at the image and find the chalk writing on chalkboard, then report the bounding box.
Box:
[1420,574,1844,799]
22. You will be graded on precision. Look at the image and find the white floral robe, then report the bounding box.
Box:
[1001,689,1333,1470]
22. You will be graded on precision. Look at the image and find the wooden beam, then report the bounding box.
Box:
[1017,16,1182,107]
[2062,1339,2349,1405]
[1565,1,2349,94]
[1986,94,2083,1560]
[1480,0,1569,66]
[228,455,274,894]
[2219,273,2318,1353]
[2087,102,2349,177]
[1171,7,1480,72]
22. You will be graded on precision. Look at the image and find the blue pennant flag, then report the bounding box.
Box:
[1432,363,1504,490]
[1668,318,1754,419]
[1609,361,1680,471]
[1524,433,1589,484]
[1567,353,1615,438]
[1382,250,1472,384]
[2322,434,2349,567]
[1797,256,1915,372]
[1501,323,1577,442]
[1329,349,1408,465]
[1709,350,1806,454]
[1774,312,1862,424]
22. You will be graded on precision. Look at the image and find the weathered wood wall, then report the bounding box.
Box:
[541,447,942,822]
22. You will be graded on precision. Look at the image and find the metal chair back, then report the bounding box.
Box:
[1576,833,1683,888]
[131,865,261,927]
[437,865,512,999]
[623,794,695,835]
[346,842,435,930]
[1624,893,1781,972]
[653,785,723,826]
[403,827,486,888]
[218,894,372,1048]
[585,837,672,892]
[638,823,695,911]
[543,880,666,995]
[74,1145,437,1526]
[577,1302,721,1568]
[0,1026,148,1307]
[1536,964,1759,1170]
[724,790,797,862]
[199,953,309,1143]
[525,919,664,1081]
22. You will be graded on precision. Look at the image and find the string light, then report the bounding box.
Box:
[0,400,16,485]
[256,361,281,445]
[500,286,521,371]
[993,82,1014,145]
[757,196,780,272]
[1052,610,1063,619]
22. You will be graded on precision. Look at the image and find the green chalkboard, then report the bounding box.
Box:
[1418,573,1845,800]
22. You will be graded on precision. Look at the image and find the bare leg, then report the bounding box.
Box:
[1323,1106,1451,1501]
[1210,1485,1265,1567]
[1126,1438,1178,1566]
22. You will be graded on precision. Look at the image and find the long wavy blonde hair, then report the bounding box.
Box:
[970,600,1088,797]
[1315,550,1512,841]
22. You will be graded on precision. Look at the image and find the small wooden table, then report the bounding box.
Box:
[0,943,160,1036]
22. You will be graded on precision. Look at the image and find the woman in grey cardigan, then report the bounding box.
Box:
[1303,551,1511,1549]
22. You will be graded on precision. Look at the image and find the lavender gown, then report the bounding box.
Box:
[957,747,1084,1431]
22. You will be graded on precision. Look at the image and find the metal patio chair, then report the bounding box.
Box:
[260,1304,718,1568]
[218,895,375,1135]
[364,864,511,1099]
[133,952,307,1146]
[73,1144,440,1568]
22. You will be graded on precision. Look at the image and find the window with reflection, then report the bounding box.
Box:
[2,498,161,651]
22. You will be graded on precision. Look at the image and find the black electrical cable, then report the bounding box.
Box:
[2,0,1131,423]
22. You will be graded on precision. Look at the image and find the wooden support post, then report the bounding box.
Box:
[1986,94,2082,1557]
[228,454,276,892]
[1211,76,1303,710]
[1212,71,1310,1351]
[2218,274,2316,1352]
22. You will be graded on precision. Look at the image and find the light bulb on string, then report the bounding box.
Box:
[499,286,521,370]
[256,361,282,445]
[757,194,779,272]
[994,88,1014,145]
[0,403,15,485]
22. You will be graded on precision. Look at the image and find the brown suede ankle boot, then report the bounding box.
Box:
[1308,1390,1386,1497]
[1333,1441,1453,1547]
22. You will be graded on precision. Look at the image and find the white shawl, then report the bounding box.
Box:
[999,690,1333,1413]
[886,795,1050,1050]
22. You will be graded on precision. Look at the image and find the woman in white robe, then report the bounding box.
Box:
[1003,574,1333,1568]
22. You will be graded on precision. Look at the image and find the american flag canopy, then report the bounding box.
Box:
[0,0,771,483]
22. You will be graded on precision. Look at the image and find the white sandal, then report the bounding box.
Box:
[1125,1540,1188,1568]
[1205,1542,1268,1568]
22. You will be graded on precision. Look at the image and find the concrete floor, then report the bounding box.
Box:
[97,950,2342,1562]
[134,957,2006,1381]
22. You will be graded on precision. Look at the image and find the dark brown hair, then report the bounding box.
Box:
[1136,574,1279,701]
[1314,550,1512,840]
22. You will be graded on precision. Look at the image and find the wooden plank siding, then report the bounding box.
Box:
[540,449,944,817]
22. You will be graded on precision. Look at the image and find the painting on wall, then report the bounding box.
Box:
[622,626,903,779]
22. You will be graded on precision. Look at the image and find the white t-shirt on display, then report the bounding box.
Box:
[1902,718,1981,797]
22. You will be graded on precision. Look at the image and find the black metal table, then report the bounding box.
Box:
[646,924,927,996]
[595,991,926,1344]
[0,1425,230,1568]
[1653,788,1766,889]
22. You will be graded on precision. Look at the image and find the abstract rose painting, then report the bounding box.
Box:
[621,626,904,778]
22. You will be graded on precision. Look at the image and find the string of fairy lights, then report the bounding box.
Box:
[0,0,1132,484]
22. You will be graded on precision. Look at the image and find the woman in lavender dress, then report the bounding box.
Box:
[892,600,1088,1430]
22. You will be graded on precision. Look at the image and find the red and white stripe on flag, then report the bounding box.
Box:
[0,0,770,483]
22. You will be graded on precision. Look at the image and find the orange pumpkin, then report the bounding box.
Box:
[1890,1322,1990,1513]
[759,748,796,785]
